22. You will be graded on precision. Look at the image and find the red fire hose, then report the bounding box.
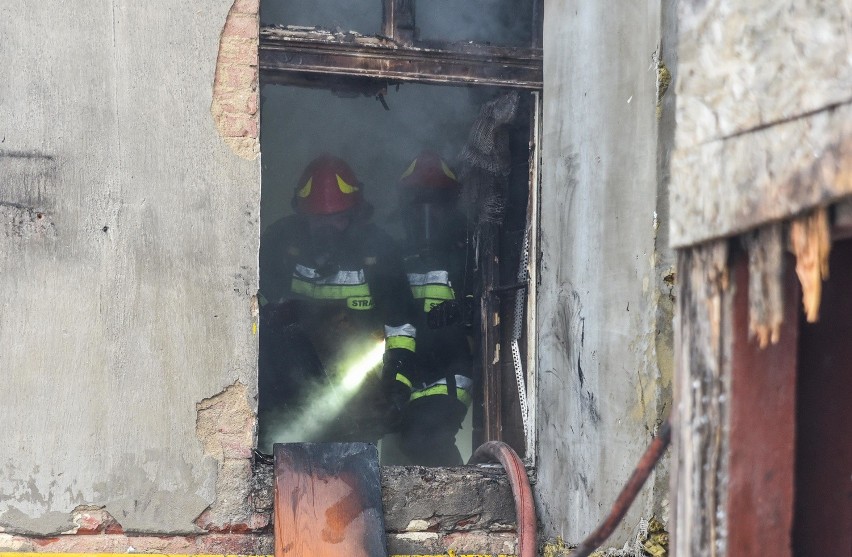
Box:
[469,441,537,557]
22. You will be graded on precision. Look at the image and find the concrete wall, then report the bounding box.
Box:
[0,0,260,537]
[535,0,675,545]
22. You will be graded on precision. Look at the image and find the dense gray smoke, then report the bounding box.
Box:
[416,1,532,47]
[260,83,485,234]
[261,0,533,46]
[261,0,379,33]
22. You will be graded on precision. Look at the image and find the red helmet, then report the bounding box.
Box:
[399,150,461,203]
[293,154,363,215]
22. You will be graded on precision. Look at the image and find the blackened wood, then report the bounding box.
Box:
[482,246,503,442]
[671,241,730,556]
[273,443,387,557]
[260,27,543,90]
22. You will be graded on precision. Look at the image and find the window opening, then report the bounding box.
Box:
[260,0,381,35]
[257,0,542,464]
[415,0,534,47]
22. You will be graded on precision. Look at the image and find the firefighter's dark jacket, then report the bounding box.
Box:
[259,214,418,386]
[401,223,474,403]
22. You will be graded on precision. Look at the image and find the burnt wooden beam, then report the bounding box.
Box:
[260,27,543,90]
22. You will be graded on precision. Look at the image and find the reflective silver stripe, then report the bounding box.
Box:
[384,323,417,339]
[420,374,473,392]
[294,264,366,285]
[406,270,451,287]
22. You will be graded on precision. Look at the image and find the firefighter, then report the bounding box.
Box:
[257,153,417,449]
[393,150,475,466]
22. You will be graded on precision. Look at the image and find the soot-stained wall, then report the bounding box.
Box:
[0,0,260,536]
[535,0,675,545]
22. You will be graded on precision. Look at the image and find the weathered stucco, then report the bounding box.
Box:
[670,0,852,247]
[536,0,674,545]
[0,0,260,535]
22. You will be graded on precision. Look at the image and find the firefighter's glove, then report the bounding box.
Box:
[427,296,475,329]
[427,299,460,329]
[260,300,300,331]
[382,348,414,410]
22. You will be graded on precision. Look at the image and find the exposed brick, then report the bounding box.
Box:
[69,507,121,535]
[218,37,258,66]
[215,89,259,118]
[215,64,257,91]
[222,13,258,40]
[444,531,518,555]
[218,114,258,138]
[232,0,260,15]
[223,137,260,159]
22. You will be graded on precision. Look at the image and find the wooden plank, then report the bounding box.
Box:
[676,0,852,148]
[670,103,852,248]
[274,443,387,557]
[671,241,730,556]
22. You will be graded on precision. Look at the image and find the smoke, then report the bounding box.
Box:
[258,0,535,450]
[260,0,380,34]
[260,83,494,235]
[258,340,385,452]
[260,0,534,47]
[416,0,533,47]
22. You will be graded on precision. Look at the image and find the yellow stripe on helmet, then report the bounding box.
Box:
[337,174,359,194]
[441,160,457,180]
[297,177,313,198]
[400,159,417,179]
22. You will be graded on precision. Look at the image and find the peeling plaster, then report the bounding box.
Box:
[194,382,256,530]
[211,0,260,160]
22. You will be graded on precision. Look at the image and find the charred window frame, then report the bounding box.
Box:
[259,0,543,458]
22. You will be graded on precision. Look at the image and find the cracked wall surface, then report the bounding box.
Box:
[0,0,260,536]
[536,0,674,545]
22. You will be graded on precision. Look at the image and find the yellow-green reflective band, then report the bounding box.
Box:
[423,298,446,312]
[258,292,270,306]
[410,385,472,406]
[386,335,416,352]
[410,284,455,301]
[395,373,413,390]
[347,296,374,310]
[291,277,371,300]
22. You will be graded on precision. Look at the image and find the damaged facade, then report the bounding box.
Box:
[1,1,848,556]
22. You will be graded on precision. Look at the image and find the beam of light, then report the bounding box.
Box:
[341,340,386,391]
[265,340,385,445]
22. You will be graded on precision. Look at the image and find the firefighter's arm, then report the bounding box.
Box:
[365,230,420,402]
